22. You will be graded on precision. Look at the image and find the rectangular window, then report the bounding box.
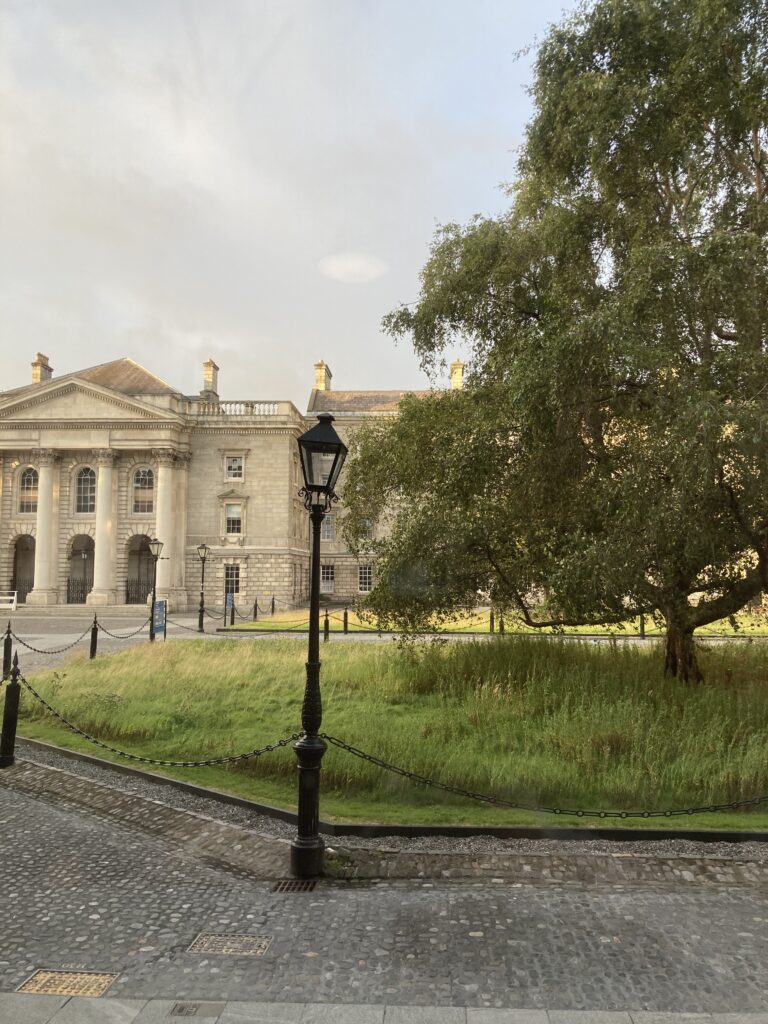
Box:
[321,514,336,541]
[358,565,373,593]
[132,468,154,514]
[226,456,243,479]
[19,469,38,514]
[225,503,242,534]
[76,469,96,514]
[320,564,335,594]
[361,518,374,540]
[225,564,240,594]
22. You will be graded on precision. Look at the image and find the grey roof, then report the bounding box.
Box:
[1,358,179,399]
[307,388,431,414]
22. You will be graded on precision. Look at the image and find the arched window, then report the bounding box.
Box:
[132,468,154,514]
[75,467,96,514]
[19,468,38,514]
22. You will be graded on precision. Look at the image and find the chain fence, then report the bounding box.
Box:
[10,625,93,655]
[17,671,299,767]
[97,619,151,640]
[321,734,768,818]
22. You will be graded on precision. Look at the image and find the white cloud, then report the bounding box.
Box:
[317,252,389,284]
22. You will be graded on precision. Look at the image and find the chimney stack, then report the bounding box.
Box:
[31,353,53,384]
[201,358,219,397]
[314,360,333,392]
[450,359,464,390]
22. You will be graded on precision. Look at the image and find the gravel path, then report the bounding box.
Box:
[16,739,768,862]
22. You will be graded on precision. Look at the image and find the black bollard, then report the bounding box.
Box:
[489,609,495,634]
[639,613,646,639]
[499,614,505,636]
[343,608,348,634]
[253,599,258,622]
[323,609,330,642]
[0,653,21,768]
[90,614,98,659]
[230,602,235,627]
[2,622,11,681]
[271,595,276,616]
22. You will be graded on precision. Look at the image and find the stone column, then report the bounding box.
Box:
[27,449,59,606]
[87,450,117,606]
[153,449,176,602]
[171,452,191,611]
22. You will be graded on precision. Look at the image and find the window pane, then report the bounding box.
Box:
[226,456,243,479]
[19,468,38,514]
[76,468,96,513]
[358,565,373,592]
[224,564,240,594]
[321,514,336,541]
[225,503,242,534]
[133,468,154,514]
[320,564,335,593]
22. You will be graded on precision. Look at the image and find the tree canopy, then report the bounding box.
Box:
[343,0,768,681]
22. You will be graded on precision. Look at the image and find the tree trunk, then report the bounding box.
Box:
[663,619,702,684]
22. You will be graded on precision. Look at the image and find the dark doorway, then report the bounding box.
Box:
[11,535,35,603]
[126,535,153,604]
[67,536,94,604]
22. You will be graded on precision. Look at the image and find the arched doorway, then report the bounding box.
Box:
[11,536,35,604]
[67,536,94,604]
[126,535,153,605]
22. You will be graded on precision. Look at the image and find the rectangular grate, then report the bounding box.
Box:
[170,1003,227,1018]
[273,879,317,893]
[18,970,118,997]
[187,933,271,957]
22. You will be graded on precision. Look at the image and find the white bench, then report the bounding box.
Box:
[0,592,18,612]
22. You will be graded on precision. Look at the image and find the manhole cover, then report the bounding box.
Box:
[187,933,271,956]
[273,879,317,893]
[18,970,118,997]
[170,1004,227,1018]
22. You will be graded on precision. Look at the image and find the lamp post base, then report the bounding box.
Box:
[290,836,325,878]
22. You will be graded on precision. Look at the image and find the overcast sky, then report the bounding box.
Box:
[1,0,578,409]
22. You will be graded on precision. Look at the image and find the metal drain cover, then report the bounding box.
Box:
[170,1003,226,1018]
[187,933,271,956]
[18,970,118,997]
[273,879,317,893]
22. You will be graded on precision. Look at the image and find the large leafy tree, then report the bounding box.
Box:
[344,0,768,681]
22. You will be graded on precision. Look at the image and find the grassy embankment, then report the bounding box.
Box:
[226,608,768,637]
[16,636,768,830]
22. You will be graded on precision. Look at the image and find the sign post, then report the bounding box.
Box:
[153,599,167,641]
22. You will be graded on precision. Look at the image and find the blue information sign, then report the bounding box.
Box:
[225,593,234,609]
[153,599,167,636]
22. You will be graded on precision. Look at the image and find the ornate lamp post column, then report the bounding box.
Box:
[197,543,210,633]
[148,538,163,642]
[291,413,347,878]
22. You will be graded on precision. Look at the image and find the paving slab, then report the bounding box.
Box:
[383,1009,467,1023]
[218,1005,304,1023]
[48,998,147,1023]
[133,999,227,1021]
[300,1004,384,1023]
[630,1017,715,1024]
[0,993,68,1024]
[467,1013,549,1023]
[549,1015,633,1024]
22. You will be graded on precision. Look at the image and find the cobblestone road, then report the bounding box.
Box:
[1,778,768,1013]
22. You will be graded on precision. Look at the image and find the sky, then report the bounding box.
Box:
[0,0,580,409]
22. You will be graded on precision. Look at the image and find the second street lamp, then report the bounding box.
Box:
[197,543,210,633]
[291,412,348,878]
[148,537,164,643]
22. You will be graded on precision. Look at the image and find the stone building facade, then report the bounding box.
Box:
[0,354,463,611]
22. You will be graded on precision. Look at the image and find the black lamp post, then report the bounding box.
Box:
[197,543,210,633]
[291,412,347,878]
[148,537,163,643]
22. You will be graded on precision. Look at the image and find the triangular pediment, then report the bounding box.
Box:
[0,378,181,424]
[217,488,247,501]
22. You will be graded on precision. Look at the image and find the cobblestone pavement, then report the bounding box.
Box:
[1,773,768,1014]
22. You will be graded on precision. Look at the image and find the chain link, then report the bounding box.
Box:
[10,626,92,655]
[322,734,768,818]
[97,618,151,640]
[166,618,207,633]
[18,672,299,767]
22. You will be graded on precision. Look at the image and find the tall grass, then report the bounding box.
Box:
[19,636,768,818]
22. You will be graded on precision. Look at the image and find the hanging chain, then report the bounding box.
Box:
[10,626,92,655]
[97,618,151,639]
[17,672,299,767]
[322,734,768,819]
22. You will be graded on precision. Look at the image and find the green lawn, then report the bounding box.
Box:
[225,608,768,637]
[15,635,768,830]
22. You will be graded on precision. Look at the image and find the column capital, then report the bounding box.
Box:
[151,448,176,467]
[32,448,59,467]
[175,451,192,470]
[93,449,118,467]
